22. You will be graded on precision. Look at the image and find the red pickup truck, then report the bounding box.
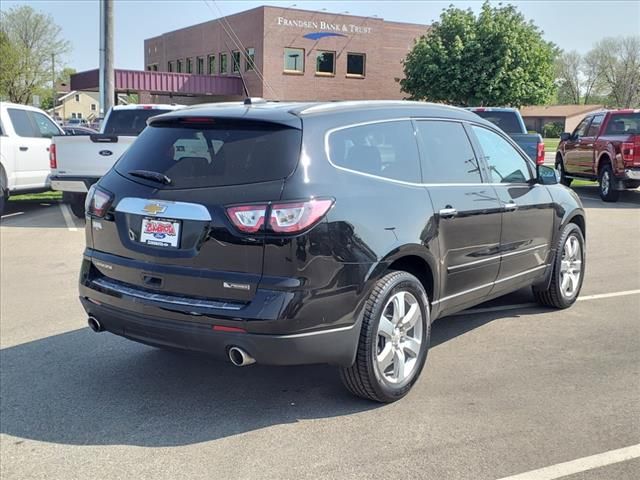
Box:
[556,109,640,201]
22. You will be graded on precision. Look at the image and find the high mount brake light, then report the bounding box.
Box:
[226,199,334,234]
[87,186,114,218]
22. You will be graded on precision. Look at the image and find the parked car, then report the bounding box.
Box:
[50,104,183,217]
[65,118,88,127]
[467,107,545,165]
[79,100,586,403]
[0,102,64,215]
[62,126,98,136]
[556,109,640,201]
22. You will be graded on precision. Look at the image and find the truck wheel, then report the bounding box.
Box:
[598,164,619,202]
[67,192,87,218]
[556,158,572,187]
[0,177,6,217]
[340,271,430,403]
[533,223,585,309]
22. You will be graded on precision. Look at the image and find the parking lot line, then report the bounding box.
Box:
[495,443,640,480]
[59,203,78,232]
[578,289,640,301]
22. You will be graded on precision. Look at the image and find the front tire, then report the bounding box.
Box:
[533,223,585,309]
[340,271,430,403]
[599,164,619,202]
[556,156,572,187]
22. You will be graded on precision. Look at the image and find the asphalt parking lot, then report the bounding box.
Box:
[1,186,639,480]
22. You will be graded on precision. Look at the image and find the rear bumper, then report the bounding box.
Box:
[79,297,361,367]
[50,176,100,193]
[622,168,640,181]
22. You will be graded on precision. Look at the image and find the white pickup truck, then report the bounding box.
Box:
[51,104,183,217]
[0,102,65,215]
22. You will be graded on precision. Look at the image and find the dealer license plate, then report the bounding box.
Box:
[140,218,181,248]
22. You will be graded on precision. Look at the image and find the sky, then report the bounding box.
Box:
[2,0,639,72]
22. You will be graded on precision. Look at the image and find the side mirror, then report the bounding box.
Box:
[537,164,559,185]
[559,132,571,142]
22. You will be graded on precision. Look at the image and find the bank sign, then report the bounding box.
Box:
[276,16,373,38]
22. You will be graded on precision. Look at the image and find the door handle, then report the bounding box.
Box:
[19,146,28,151]
[439,207,458,218]
[504,201,518,212]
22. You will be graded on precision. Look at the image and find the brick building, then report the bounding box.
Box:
[144,6,428,101]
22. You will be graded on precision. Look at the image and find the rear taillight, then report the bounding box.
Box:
[49,144,57,169]
[536,142,545,166]
[622,136,640,163]
[86,185,113,218]
[269,199,334,233]
[226,199,334,235]
[226,204,267,233]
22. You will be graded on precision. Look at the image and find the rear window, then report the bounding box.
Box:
[471,111,522,134]
[114,121,302,189]
[604,113,640,135]
[103,109,172,136]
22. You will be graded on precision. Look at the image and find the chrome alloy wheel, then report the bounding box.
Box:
[601,170,611,196]
[560,234,582,299]
[375,291,423,384]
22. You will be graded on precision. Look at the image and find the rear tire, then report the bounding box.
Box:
[0,169,7,217]
[66,192,87,218]
[598,164,619,202]
[340,271,430,403]
[533,223,585,309]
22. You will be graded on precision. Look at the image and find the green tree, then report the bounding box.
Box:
[0,30,20,101]
[0,5,70,104]
[401,1,557,107]
[35,67,76,110]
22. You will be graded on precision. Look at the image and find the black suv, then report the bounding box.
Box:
[80,101,586,402]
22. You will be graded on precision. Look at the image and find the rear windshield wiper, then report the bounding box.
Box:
[128,169,172,185]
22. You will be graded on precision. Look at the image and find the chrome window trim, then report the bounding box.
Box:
[323,117,538,188]
[433,264,548,305]
[115,197,212,221]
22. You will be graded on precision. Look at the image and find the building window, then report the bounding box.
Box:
[176,59,183,73]
[152,64,158,71]
[71,113,76,119]
[91,104,96,111]
[75,94,80,102]
[232,50,241,73]
[77,112,82,119]
[196,57,204,74]
[220,53,228,74]
[245,47,255,71]
[316,51,335,75]
[168,61,174,72]
[208,55,215,74]
[186,58,193,74]
[147,65,151,71]
[347,53,366,77]
[284,48,304,73]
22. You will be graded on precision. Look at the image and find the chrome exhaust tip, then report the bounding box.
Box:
[228,346,255,366]
[88,316,104,333]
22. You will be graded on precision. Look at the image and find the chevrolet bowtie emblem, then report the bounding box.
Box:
[142,203,167,215]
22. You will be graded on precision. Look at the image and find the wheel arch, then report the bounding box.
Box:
[368,245,439,306]
[595,151,611,174]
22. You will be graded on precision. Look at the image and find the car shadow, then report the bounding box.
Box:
[1,293,550,448]
[572,184,640,208]
[0,199,85,229]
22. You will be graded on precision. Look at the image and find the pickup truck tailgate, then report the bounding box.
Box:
[52,135,136,178]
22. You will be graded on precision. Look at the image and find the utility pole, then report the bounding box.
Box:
[51,53,56,115]
[99,0,115,115]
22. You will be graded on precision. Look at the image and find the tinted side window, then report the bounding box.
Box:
[472,126,532,183]
[328,120,421,183]
[573,117,591,138]
[31,112,61,138]
[415,120,481,183]
[586,114,604,137]
[103,109,171,136]
[8,108,37,137]
[604,113,640,135]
